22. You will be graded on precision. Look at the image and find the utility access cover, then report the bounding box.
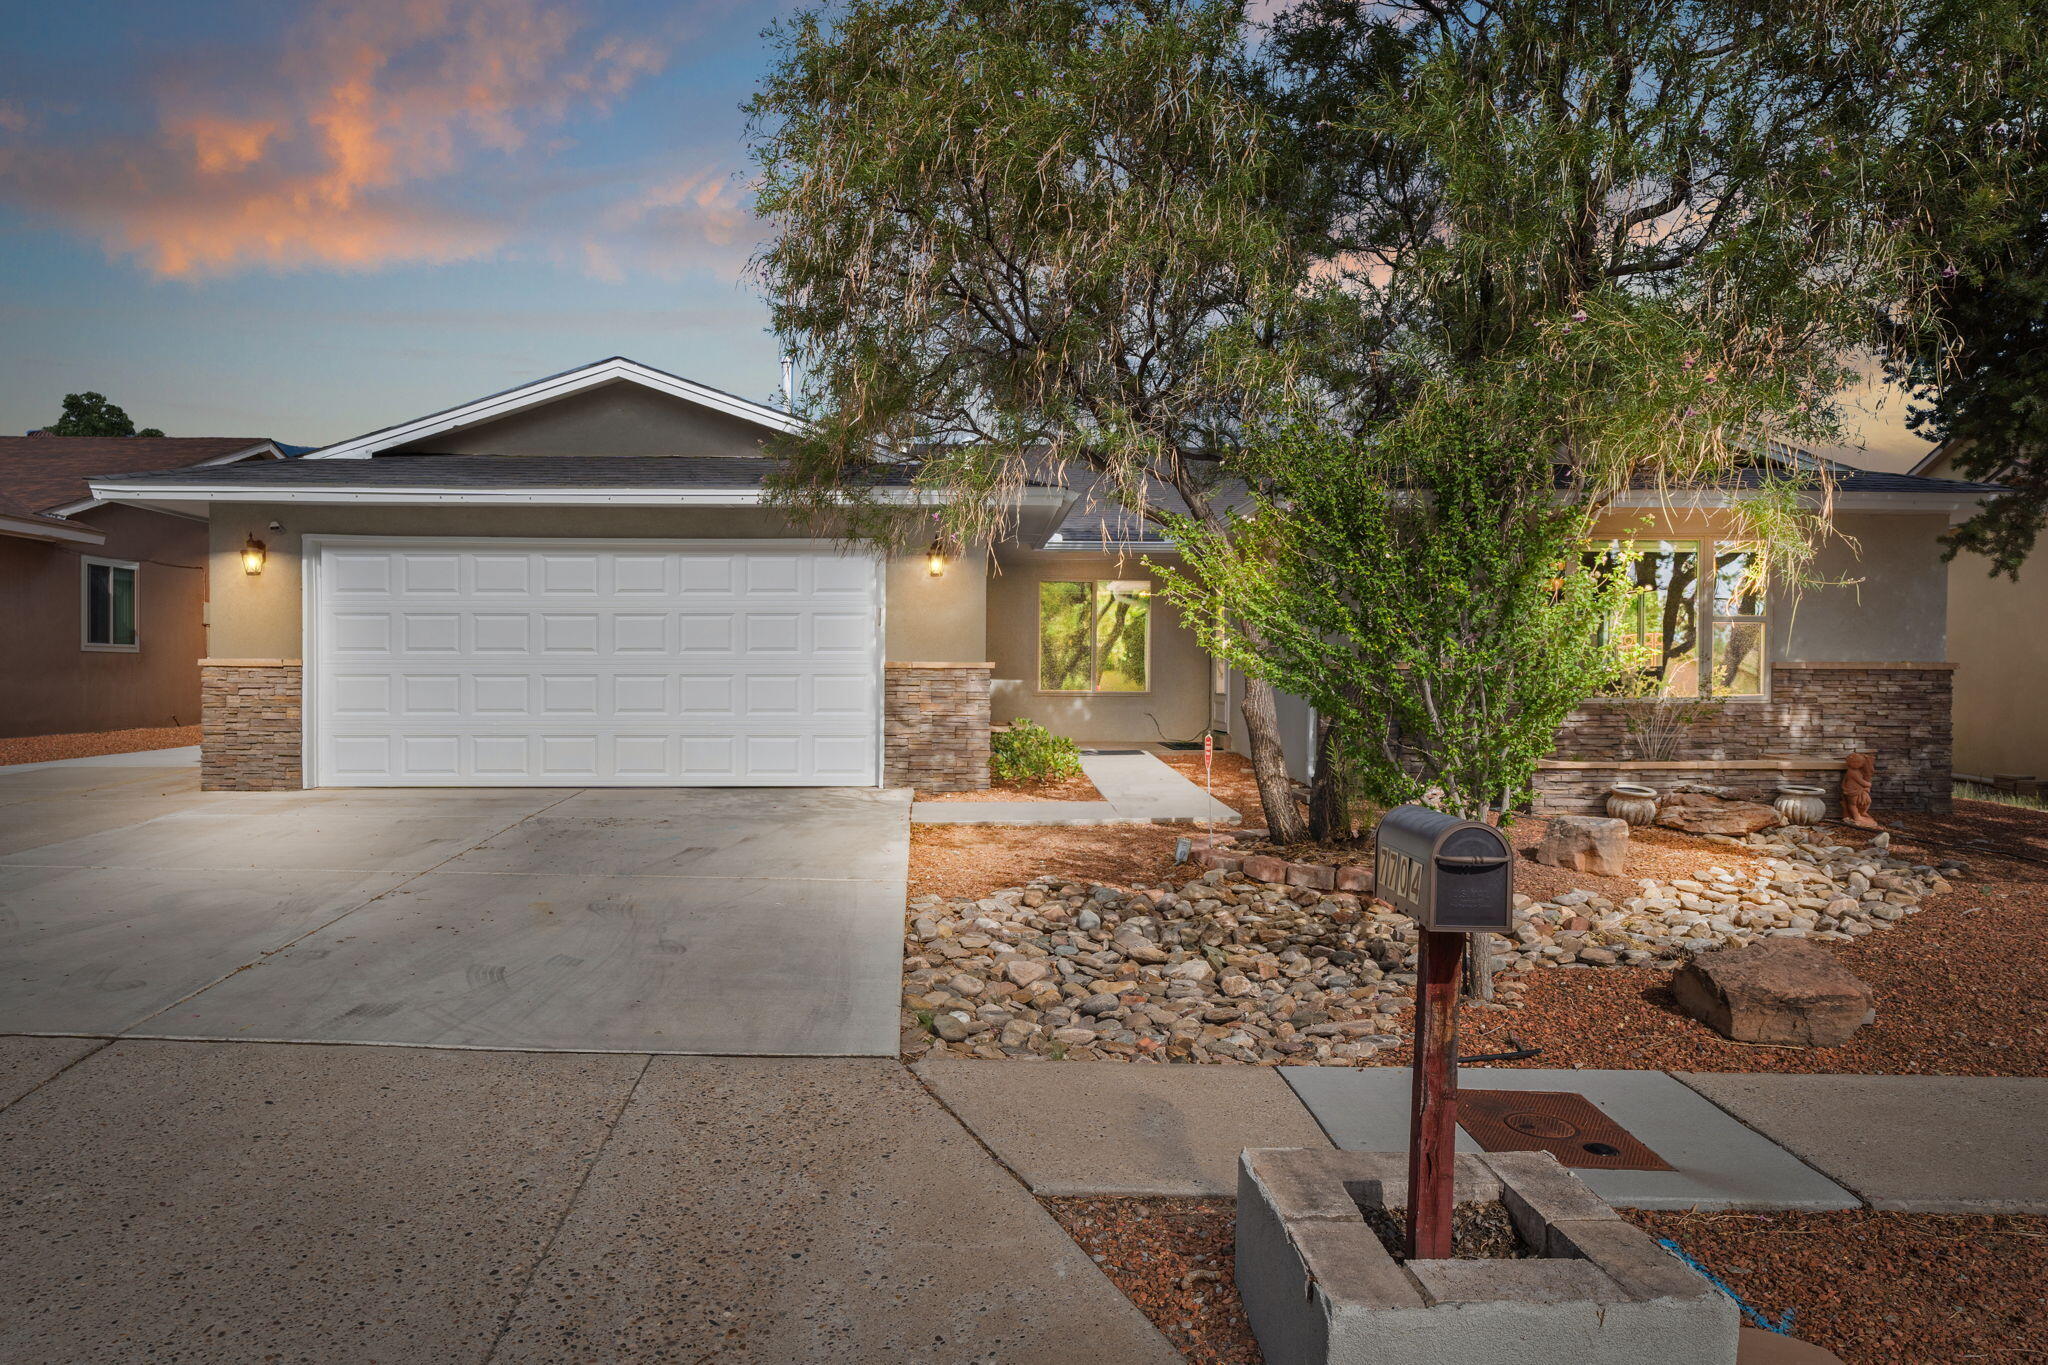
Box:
[1458,1089,1674,1171]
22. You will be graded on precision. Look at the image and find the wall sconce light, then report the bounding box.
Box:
[926,539,948,578]
[241,536,267,575]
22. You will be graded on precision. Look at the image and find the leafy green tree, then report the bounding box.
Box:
[746,0,1343,838]
[1158,398,1639,822]
[1884,0,2048,577]
[46,392,164,438]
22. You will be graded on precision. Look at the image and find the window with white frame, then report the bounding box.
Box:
[1037,579,1152,693]
[1590,540,1767,698]
[82,557,138,651]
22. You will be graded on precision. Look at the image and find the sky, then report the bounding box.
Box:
[0,0,792,446]
[0,0,1934,468]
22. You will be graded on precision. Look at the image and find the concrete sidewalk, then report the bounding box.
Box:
[0,1040,1181,1365]
[919,1060,2048,1216]
[911,748,1240,826]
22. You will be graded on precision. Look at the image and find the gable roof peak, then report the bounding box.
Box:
[304,356,800,460]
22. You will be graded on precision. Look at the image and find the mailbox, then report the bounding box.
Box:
[1373,805,1515,932]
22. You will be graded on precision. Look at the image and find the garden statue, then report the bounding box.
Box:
[1840,752,1882,829]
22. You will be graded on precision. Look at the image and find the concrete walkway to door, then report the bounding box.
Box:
[0,750,909,1055]
[911,747,1240,826]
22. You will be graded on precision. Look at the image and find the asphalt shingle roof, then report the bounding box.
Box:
[0,436,276,511]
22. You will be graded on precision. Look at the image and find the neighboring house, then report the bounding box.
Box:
[1906,441,2047,786]
[0,435,287,738]
[87,357,1997,814]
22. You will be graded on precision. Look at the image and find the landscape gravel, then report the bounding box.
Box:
[902,825,1961,1065]
[0,725,198,767]
[1050,1197,2048,1365]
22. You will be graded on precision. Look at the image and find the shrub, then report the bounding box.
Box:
[990,720,1082,784]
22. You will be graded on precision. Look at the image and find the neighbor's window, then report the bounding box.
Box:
[1038,580,1151,693]
[82,558,138,651]
[1590,540,1766,699]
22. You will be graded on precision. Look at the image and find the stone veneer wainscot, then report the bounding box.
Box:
[884,662,992,793]
[1544,662,1954,812]
[200,659,302,792]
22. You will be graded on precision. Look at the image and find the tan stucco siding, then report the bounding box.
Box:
[1590,509,1951,665]
[1949,558,2048,779]
[389,380,777,457]
[206,504,985,664]
[985,546,1211,743]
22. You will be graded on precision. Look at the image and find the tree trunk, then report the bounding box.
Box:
[1239,672,1309,842]
[1307,714,1349,841]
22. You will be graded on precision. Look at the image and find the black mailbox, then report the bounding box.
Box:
[1373,805,1515,932]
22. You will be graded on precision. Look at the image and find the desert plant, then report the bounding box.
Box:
[990,721,1083,785]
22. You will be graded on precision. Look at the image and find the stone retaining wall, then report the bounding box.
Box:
[1553,663,1953,812]
[200,659,302,791]
[884,662,991,792]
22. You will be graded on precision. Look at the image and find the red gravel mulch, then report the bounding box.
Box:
[1627,1208,2048,1364]
[915,770,1105,803]
[909,823,1191,901]
[0,725,199,767]
[1048,1196,2048,1365]
[1044,1197,1259,1365]
[1439,804,2048,1078]
[1159,750,1266,818]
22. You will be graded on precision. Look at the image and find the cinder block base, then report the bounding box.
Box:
[1236,1148,1738,1365]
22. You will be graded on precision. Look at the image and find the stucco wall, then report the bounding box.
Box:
[985,547,1210,743]
[206,503,984,664]
[1949,558,2048,779]
[389,381,776,457]
[0,504,207,736]
[1589,509,1951,665]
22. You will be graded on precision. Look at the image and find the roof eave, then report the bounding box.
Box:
[302,359,801,460]
[0,511,106,545]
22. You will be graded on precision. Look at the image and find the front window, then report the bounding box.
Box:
[1592,540,1766,699]
[82,558,138,651]
[1038,579,1151,693]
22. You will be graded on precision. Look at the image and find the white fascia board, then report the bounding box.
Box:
[0,512,105,545]
[86,483,1050,508]
[47,441,284,517]
[303,359,801,460]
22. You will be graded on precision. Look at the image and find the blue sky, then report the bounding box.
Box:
[0,0,792,444]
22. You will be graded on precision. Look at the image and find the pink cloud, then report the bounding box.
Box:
[0,0,670,278]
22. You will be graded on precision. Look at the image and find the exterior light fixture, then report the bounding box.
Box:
[241,536,267,575]
[926,540,947,578]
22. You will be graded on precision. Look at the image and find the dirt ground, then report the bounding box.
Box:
[1051,1196,2048,1365]
[908,798,2048,1077]
[0,725,199,767]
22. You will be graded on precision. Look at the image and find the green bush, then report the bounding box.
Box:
[990,721,1083,784]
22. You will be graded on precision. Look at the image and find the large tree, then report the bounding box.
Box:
[1885,0,2048,578]
[747,0,1344,838]
[45,391,164,438]
[747,0,1985,834]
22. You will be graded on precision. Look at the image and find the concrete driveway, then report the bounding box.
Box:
[0,752,910,1055]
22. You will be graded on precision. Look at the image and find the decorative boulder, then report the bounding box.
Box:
[1655,790,1786,837]
[1672,941,1873,1047]
[1536,815,1629,876]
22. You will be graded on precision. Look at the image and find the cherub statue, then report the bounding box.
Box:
[1841,752,1882,829]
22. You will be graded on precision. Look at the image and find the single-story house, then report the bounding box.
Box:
[1,434,287,738]
[87,357,1999,813]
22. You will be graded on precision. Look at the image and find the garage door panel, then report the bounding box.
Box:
[313,542,881,787]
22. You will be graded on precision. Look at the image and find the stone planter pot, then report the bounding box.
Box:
[1605,783,1660,827]
[1237,1148,1737,1365]
[1774,785,1827,826]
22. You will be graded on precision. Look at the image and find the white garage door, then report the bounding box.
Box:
[308,539,882,787]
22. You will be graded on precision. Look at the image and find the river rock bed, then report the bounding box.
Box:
[900,826,1967,1064]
